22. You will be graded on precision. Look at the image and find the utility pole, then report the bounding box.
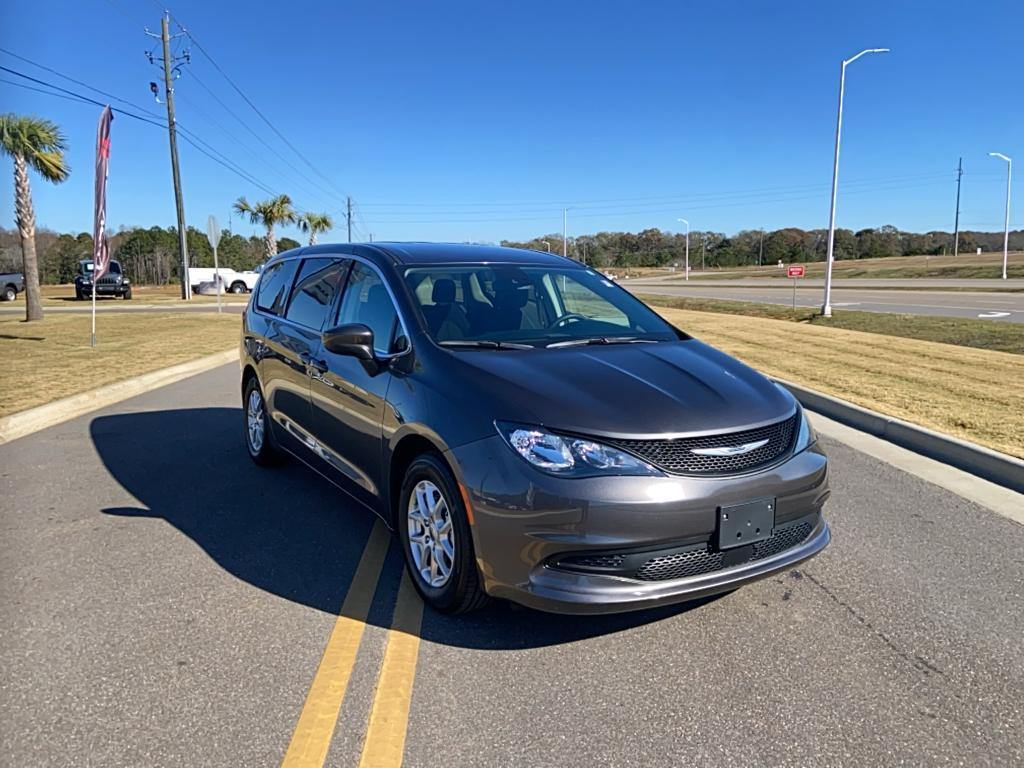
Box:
[759,228,764,266]
[150,14,191,299]
[346,196,352,243]
[953,157,963,258]
[701,234,706,271]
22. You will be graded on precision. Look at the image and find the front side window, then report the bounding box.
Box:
[335,263,404,354]
[404,264,678,347]
[256,259,299,315]
[284,258,349,330]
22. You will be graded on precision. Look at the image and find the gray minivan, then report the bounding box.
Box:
[240,243,830,614]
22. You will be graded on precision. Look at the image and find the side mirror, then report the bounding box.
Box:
[322,323,375,360]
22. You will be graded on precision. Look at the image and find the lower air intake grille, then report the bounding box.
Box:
[635,522,813,581]
[608,414,798,476]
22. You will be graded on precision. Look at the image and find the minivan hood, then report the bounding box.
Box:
[453,339,795,439]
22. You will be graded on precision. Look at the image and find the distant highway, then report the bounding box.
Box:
[626,278,1024,323]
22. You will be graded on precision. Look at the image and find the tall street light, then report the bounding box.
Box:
[989,152,1012,281]
[821,47,889,317]
[677,218,689,281]
[562,208,569,257]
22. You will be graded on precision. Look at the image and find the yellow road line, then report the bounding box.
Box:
[282,520,391,768]
[358,572,425,768]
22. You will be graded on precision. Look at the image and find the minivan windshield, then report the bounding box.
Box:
[404,264,680,347]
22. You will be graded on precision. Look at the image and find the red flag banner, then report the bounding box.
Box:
[92,106,113,280]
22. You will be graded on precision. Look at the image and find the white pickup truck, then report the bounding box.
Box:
[187,266,262,294]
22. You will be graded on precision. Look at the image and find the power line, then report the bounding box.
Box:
[183,69,345,208]
[0,47,165,120]
[162,7,350,202]
[0,64,304,210]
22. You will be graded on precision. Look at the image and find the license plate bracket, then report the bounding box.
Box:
[717,498,775,550]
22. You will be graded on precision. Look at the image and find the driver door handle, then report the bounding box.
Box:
[300,352,329,374]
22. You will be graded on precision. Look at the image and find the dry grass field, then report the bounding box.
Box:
[656,306,1024,458]
[0,312,239,416]
[31,284,250,304]
[683,250,1024,280]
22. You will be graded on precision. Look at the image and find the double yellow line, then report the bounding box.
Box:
[281,521,425,768]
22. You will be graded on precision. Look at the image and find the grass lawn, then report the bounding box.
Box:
[640,294,1024,355]
[654,306,1024,458]
[0,312,239,417]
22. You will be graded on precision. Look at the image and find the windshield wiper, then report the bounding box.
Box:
[546,336,657,349]
[439,340,535,350]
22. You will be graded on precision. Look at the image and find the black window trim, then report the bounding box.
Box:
[254,251,412,359]
[282,256,351,331]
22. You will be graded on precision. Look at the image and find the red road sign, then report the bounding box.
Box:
[787,265,806,278]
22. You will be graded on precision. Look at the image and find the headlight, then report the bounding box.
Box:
[793,408,817,453]
[496,421,661,477]
[773,382,816,454]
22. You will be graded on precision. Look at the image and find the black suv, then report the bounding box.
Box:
[75,259,132,300]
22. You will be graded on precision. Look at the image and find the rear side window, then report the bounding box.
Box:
[335,263,402,354]
[284,258,350,330]
[256,259,299,315]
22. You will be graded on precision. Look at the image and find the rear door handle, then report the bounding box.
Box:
[299,353,329,374]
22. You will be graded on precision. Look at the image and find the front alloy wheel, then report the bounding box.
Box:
[399,454,488,613]
[407,480,456,587]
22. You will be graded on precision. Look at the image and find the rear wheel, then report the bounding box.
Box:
[398,453,488,614]
[230,281,246,294]
[243,377,283,466]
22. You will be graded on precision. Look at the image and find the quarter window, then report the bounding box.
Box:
[335,263,403,354]
[255,259,299,315]
[285,258,349,330]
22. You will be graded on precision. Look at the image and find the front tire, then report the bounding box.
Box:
[123,287,132,300]
[243,377,283,467]
[398,454,488,614]
[230,281,246,294]
[1,285,15,302]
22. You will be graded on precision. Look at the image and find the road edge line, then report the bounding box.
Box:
[0,349,238,445]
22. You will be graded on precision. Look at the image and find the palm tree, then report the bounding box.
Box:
[297,211,334,246]
[0,114,70,322]
[233,194,296,258]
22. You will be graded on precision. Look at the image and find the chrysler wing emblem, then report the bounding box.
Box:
[690,438,769,457]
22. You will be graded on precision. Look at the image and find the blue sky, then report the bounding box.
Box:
[1,0,1020,244]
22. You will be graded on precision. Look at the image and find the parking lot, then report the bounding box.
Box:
[2,364,1022,766]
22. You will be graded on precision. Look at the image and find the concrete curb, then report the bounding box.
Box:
[777,377,1024,494]
[0,349,238,445]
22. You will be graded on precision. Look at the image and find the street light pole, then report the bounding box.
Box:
[677,218,689,281]
[989,152,1012,281]
[562,208,568,257]
[821,47,889,317]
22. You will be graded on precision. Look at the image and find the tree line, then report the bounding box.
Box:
[503,226,1024,269]
[0,225,301,285]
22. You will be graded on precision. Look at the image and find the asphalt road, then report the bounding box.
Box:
[625,279,1024,322]
[2,365,1022,766]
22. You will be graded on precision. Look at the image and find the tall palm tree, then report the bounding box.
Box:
[233,194,296,258]
[297,211,334,246]
[0,114,70,322]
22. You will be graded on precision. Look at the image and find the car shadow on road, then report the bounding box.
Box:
[92,407,709,650]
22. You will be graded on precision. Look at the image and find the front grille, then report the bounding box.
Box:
[635,522,813,581]
[608,414,798,476]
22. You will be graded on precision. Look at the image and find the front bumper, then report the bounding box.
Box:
[447,434,830,614]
